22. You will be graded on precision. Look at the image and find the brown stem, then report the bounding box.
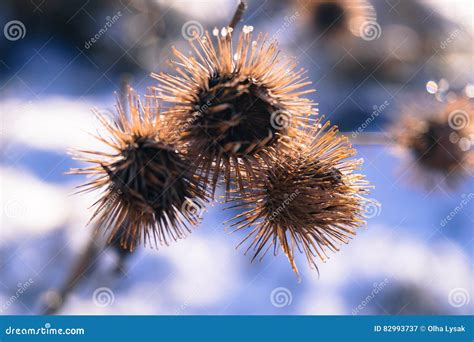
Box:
[42,232,102,315]
[229,0,247,29]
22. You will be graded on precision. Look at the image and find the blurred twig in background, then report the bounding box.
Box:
[41,230,101,315]
[229,0,247,29]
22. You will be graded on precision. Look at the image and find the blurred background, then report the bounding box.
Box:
[0,0,473,315]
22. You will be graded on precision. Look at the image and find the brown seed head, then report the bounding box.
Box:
[227,117,372,277]
[392,97,474,188]
[70,90,207,251]
[153,26,317,195]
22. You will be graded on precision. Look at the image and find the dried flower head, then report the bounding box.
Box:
[227,118,371,277]
[392,97,474,188]
[297,0,376,38]
[70,90,207,251]
[153,26,316,195]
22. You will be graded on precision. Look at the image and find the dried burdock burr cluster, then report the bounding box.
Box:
[71,24,372,277]
[70,91,208,251]
[228,117,371,276]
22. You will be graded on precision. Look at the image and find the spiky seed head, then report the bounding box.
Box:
[70,89,207,251]
[227,117,372,277]
[392,97,474,188]
[153,26,317,196]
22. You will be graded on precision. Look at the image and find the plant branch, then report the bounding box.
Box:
[229,0,247,29]
[42,232,102,315]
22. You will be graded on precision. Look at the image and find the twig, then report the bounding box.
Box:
[42,77,134,315]
[119,73,133,117]
[42,232,102,315]
[229,0,247,29]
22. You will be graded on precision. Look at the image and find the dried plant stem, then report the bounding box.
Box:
[42,232,101,315]
[229,0,247,29]
[119,74,133,116]
[43,78,135,315]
